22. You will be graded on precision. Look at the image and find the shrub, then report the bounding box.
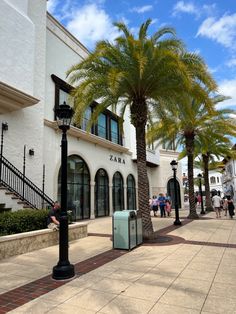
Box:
[0,209,48,236]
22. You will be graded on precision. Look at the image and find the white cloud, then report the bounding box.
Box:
[226,58,236,68]
[197,13,236,50]
[47,0,76,21]
[66,4,119,49]
[131,5,153,14]
[207,65,221,74]
[217,79,236,108]
[47,0,59,14]
[172,1,199,17]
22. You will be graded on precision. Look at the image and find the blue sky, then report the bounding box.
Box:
[47,0,236,109]
[47,0,236,171]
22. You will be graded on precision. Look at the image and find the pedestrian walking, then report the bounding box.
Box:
[222,197,228,216]
[149,197,153,212]
[197,194,201,206]
[165,199,171,216]
[212,193,222,218]
[227,196,235,218]
[158,193,166,217]
[152,195,159,217]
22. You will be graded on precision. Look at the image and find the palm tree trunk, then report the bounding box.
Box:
[202,153,213,211]
[186,134,199,219]
[131,101,154,239]
[136,122,154,238]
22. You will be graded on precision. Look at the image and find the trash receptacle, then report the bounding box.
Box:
[113,210,137,250]
[135,210,143,245]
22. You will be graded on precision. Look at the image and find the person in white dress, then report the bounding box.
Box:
[212,193,222,218]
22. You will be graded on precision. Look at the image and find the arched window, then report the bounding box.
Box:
[210,176,216,184]
[58,155,90,220]
[112,172,124,211]
[127,174,136,210]
[95,169,109,217]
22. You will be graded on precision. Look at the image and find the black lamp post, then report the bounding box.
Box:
[0,122,8,182]
[52,102,75,280]
[197,173,205,215]
[170,160,181,226]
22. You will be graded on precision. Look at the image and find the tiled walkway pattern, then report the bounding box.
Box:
[0,210,236,313]
[0,250,127,313]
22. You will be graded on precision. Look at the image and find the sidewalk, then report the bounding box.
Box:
[0,208,236,313]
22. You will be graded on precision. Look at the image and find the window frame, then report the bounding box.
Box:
[52,75,123,146]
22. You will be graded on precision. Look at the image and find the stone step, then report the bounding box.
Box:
[17,201,27,204]
[5,192,15,195]
[23,205,32,208]
[12,196,20,200]
[0,207,11,213]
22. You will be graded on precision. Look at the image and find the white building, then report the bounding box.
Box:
[208,170,223,197]
[0,0,183,218]
[222,157,236,201]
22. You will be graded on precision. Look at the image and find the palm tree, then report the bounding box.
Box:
[147,86,222,218]
[194,104,236,211]
[194,143,234,211]
[67,19,213,237]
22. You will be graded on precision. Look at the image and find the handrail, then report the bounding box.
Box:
[0,155,54,209]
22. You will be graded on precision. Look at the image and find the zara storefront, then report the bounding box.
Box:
[43,13,141,220]
[0,1,183,219]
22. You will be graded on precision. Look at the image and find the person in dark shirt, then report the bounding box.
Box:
[158,193,166,217]
[47,201,60,230]
[227,196,235,219]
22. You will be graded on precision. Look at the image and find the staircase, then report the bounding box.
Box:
[0,155,54,210]
[0,187,30,211]
[0,202,11,213]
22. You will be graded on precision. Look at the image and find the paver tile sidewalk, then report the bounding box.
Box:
[0,209,236,313]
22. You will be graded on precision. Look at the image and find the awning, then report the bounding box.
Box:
[0,81,39,114]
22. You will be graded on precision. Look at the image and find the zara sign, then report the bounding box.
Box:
[109,154,125,164]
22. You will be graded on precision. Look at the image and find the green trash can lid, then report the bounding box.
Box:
[113,210,136,219]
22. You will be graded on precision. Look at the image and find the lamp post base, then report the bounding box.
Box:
[52,263,75,280]
[174,220,182,226]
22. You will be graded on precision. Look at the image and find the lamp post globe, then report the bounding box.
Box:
[197,173,205,215]
[170,160,181,226]
[52,101,75,280]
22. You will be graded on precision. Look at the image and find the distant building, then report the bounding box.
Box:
[222,155,236,201]
[208,170,223,197]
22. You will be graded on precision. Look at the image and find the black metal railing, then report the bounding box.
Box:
[0,155,54,209]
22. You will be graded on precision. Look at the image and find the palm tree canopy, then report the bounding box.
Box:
[67,19,216,128]
[66,18,218,231]
[146,92,235,150]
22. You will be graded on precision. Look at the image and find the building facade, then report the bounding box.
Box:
[208,170,223,197]
[0,0,183,218]
[222,159,236,201]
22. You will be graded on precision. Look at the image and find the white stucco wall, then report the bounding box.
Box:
[0,0,35,95]
[209,170,223,194]
[150,150,184,207]
[0,0,47,187]
[6,0,29,15]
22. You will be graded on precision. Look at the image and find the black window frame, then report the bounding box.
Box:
[52,75,123,146]
[127,174,136,210]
